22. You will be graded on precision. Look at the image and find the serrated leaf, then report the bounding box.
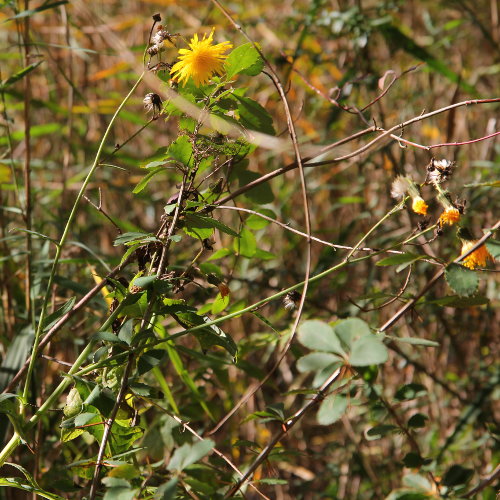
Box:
[298,320,346,356]
[349,336,388,366]
[167,135,193,167]
[225,43,264,78]
[445,263,479,297]
[317,394,347,425]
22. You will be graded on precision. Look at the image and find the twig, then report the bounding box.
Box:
[463,464,500,498]
[224,368,344,497]
[2,252,135,394]
[84,188,122,234]
[379,219,500,333]
[210,0,314,450]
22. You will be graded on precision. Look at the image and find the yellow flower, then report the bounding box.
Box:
[412,196,428,216]
[438,207,460,226]
[461,240,493,269]
[171,29,232,86]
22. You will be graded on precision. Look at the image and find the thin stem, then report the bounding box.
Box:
[0,300,126,466]
[20,72,144,408]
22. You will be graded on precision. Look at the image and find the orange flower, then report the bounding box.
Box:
[412,196,428,216]
[438,207,460,226]
[461,240,494,269]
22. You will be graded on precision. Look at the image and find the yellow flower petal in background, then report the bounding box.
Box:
[171,29,232,86]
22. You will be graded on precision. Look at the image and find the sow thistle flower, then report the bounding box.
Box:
[391,175,428,215]
[437,191,461,226]
[458,228,494,270]
[171,29,233,86]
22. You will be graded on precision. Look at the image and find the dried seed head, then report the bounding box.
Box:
[390,176,410,199]
[143,92,162,115]
[283,290,301,310]
[427,158,455,184]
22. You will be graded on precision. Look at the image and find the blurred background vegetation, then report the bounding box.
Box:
[0,0,498,498]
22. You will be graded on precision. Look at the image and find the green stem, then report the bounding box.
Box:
[21,72,145,406]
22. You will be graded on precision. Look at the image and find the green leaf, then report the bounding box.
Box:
[0,61,43,90]
[113,232,153,246]
[402,452,427,468]
[0,478,65,499]
[234,168,274,204]
[233,227,257,258]
[486,239,500,259]
[366,424,398,440]
[402,473,433,491]
[298,320,346,356]
[234,95,275,135]
[317,394,348,425]
[183,215,214,240]
[254,478,289,485]
[445,263,479,297]
[430,295,489,308]
[225,43,264,78]
[349,336,388,366]
[137,350,165,375]
[334,318,372,349]
[133,166,164,194]
[244,209,276,229]
[102,477,136,500]
[297,352,343,373]
[154,478,178,500]
[395,384,427,401]
[43,297,75,332]
[442,464,473,487]
[133,274,158,289]
[211,292,230,315]
[92,331,127,345]
[167,135,193,167]
[3,1,68,23]
[184,213,239,237]
[407,413,428,428]
[385,335,439,347]
[167,439,214,472]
